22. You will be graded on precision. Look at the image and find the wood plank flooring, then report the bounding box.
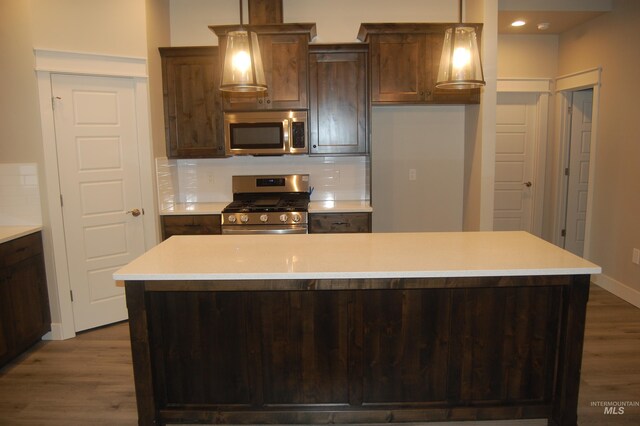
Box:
[0,285,638,425]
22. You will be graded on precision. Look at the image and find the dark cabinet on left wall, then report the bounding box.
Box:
[0,232,51,367]
[160,46,225,158]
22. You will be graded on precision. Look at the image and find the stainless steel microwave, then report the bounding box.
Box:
[224,110,308,156]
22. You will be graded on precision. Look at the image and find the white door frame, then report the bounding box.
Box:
[553,68,601,260]
[496,78,552,237]
[35,49,159,340]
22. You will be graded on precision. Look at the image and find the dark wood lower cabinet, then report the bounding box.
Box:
[160,215,222,240]
[126,275,589,425]
[0,232,51,367]
[309,212,371,233]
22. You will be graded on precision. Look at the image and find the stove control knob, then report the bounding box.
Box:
[292,213,301,223]
[260,214,269,223]
[240,214,249,223]
[227,215,237,223]
[279,214,288,223]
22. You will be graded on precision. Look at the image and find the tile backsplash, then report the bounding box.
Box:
[157,156,370,210]
[0,163,42,226]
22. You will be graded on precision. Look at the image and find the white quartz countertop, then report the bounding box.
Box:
[0,226,42,244]
[113,231,601,281]
[159,200,372,215]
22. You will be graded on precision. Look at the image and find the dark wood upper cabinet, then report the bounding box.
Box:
[358,23,481,105]
[211,24,316,111]
[160,46,225,158]
[309,44,369,155]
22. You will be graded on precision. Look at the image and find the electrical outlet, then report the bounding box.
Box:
[633,248,640,265]
[207,173,215,184]
[409,168,417,181]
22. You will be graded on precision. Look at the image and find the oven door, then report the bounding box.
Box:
[221,225,308,235]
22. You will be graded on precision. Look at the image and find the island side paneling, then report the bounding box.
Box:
[125,274,589,425]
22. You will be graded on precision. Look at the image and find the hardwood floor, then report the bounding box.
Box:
[0,285,638,425]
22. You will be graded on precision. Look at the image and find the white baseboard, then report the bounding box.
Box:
[592,273,640,309]
[42,322,75,341]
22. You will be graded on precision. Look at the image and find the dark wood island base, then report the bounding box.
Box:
[125,274,590,426]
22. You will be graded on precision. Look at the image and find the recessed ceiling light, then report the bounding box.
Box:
[511,20,526,27]
[537,22,550,30]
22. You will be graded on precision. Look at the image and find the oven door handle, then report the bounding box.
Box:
[222,225,307,235]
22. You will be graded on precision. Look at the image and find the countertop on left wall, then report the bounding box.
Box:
[0,226,42,244]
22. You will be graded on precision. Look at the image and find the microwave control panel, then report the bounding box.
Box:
[292,121,306,149]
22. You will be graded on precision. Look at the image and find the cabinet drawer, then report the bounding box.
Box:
[309,213,372,234]
[0,232,43,269]
[161,215,221,240]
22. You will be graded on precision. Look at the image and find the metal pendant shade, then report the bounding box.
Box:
[435,0,486,89]
[220,1,267,92]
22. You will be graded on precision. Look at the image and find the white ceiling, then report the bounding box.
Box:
[497,0,612,35]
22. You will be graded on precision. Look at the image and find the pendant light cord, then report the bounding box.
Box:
[458,0,463,24]
[239,0,244,27]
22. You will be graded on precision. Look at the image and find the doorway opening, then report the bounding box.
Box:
[560,89,594,257]
[552,67,601,260]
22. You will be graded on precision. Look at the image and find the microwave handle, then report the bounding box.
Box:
[282,119,289,145]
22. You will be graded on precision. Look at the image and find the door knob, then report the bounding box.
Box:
[127,208,142,217]
[523,181,532,187]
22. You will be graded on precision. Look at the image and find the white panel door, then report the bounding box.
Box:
[494,93,537,232]
[52,74,146,332]
[564,90,593,256]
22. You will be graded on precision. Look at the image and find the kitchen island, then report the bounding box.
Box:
[114,231,600,426]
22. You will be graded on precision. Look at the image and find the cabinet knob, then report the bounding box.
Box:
[258,99,263,104]
[266,99,271,104]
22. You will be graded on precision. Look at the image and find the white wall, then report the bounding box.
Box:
[372,107,464,232]
[557,0,640,302]
[30,0,148,57]
[498,35,558,79]
[170,0,456,46]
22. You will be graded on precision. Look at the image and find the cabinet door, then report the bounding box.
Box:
[161,215,222,240]
[161,47,225,158]
[366,27,480,105]
[0,233,50,367]
[309,47,368,155]
[309,213,372,233]
[221,33,308,111]
[370,33,427,103]
[0,273,11,362]
[6,255,50,350]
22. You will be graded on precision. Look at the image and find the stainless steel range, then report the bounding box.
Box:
[221,174,310,234]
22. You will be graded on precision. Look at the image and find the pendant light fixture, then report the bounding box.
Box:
[435,0,486,89]
[220,0,267,92]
